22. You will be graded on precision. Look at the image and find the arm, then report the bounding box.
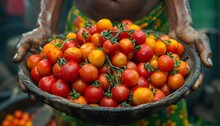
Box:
[13,0,65,63]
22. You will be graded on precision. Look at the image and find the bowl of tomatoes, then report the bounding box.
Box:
[18,19,201,125]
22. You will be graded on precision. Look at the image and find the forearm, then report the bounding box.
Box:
[37,0,65,35]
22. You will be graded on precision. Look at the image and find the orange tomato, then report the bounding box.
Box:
[145,37,156,49]
[133,87,154,105]
[26,54,43,70]
[88,49,106,67]
[176,61,191,77]
[69,95,88,104]
[91,33,101,46]
[80,42,96,60]
[166,38,179,53]
[66,32,76,39]
[41,43,56,57]
[111,52,128,68]
[46,47,63,64]
[167,73,185,90]
[150,71,167,88]
[154,40,167,56]
[96,19,113,32]
[63,47,82,63]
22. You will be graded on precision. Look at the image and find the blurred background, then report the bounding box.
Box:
[0,0,219,126]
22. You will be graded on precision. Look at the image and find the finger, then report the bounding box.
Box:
[196,33,213,68]
[191,73,204,90]
[13,36,31,63]
[18,78,29,93]
[182,89,191,98]
[28,92,38,102]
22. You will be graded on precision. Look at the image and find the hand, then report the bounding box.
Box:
[13,27,51,63]
[165,0,213,97]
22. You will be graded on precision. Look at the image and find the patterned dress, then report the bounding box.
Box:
[56,2,189,126]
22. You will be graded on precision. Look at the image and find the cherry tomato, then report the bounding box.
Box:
[121,69,139,87]
[41,43,56,57]
[166,39,179,53]
[154,40,167,56]
[26,54,43,70]
[37,59,52,77]
[91,33,101,46]
[51,79,70,98]
[160,83,171,96]
[80,42,96,60]
[71,78,89,94]
[30,66,42,83]
[153,89,166,102]
[63,47,82,63]
[167,73,184,90]
[137,63,152,79]
[119,38,134,55]
[88,24,98,35]
[135,44,153,63]
[103,40,119,56]
[131,30,146,45]
[111,52,128,68]
[96,19,113,32]
[111,84,130,102]
[79,63,98,82]
[46,47,63,65]
[126,61,137,70]
[150,70,167,88]
[177,43,184,56]
[158,54,174,72]
[133,87,154,105]
[76,27,91,45]
[66,32,76,39]
[100,97,118,107]
[60,61,80,83]
[176,61,191,77]
[88,49,106,67]
[62,40,78,52]
[68,95,88,105]
[84,85,104,103]
[52,62,62,78]
[38,75,56,93]
[97,74,110,90]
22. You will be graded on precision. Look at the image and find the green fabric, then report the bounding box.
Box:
[57,2,189,126]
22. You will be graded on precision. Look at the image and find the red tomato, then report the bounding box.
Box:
[84,85,104,103]
[126,61,137,70]
[37,59,52,77]
[60,61,80,83]
[30,66,42,83]
[135,44,153,63]
[153,89,166,102]
[99,65,111,75]
[121,69,139,87]
[111,84,130,102]
[100,97,118,107]
[137,77,149,87]
[160,83,171,96]
[158,55,174,72]
[103,40,119,56]
[88,24,98,35]
[111,52,128,68]
[71,78,89,94]
[79,63,98,82]
[98,31,107,46]
[137,63,152,79]
[97,74,110,90]
[119,38,134,55]
[52,62,62,78]
[26,54,43,70]
[38,75,56,93]
[166,39,179,53]
[131,30,146,45]
[62,40,78,52]
[177,43,184,56]
[52,79,70,98]
[76,27,91,45]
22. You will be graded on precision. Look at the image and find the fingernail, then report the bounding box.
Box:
[207,58,213,66]
[13,53,18,61]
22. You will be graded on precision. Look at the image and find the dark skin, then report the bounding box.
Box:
[13,0,212,101]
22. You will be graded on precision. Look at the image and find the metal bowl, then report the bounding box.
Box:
[18,31,201,125]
